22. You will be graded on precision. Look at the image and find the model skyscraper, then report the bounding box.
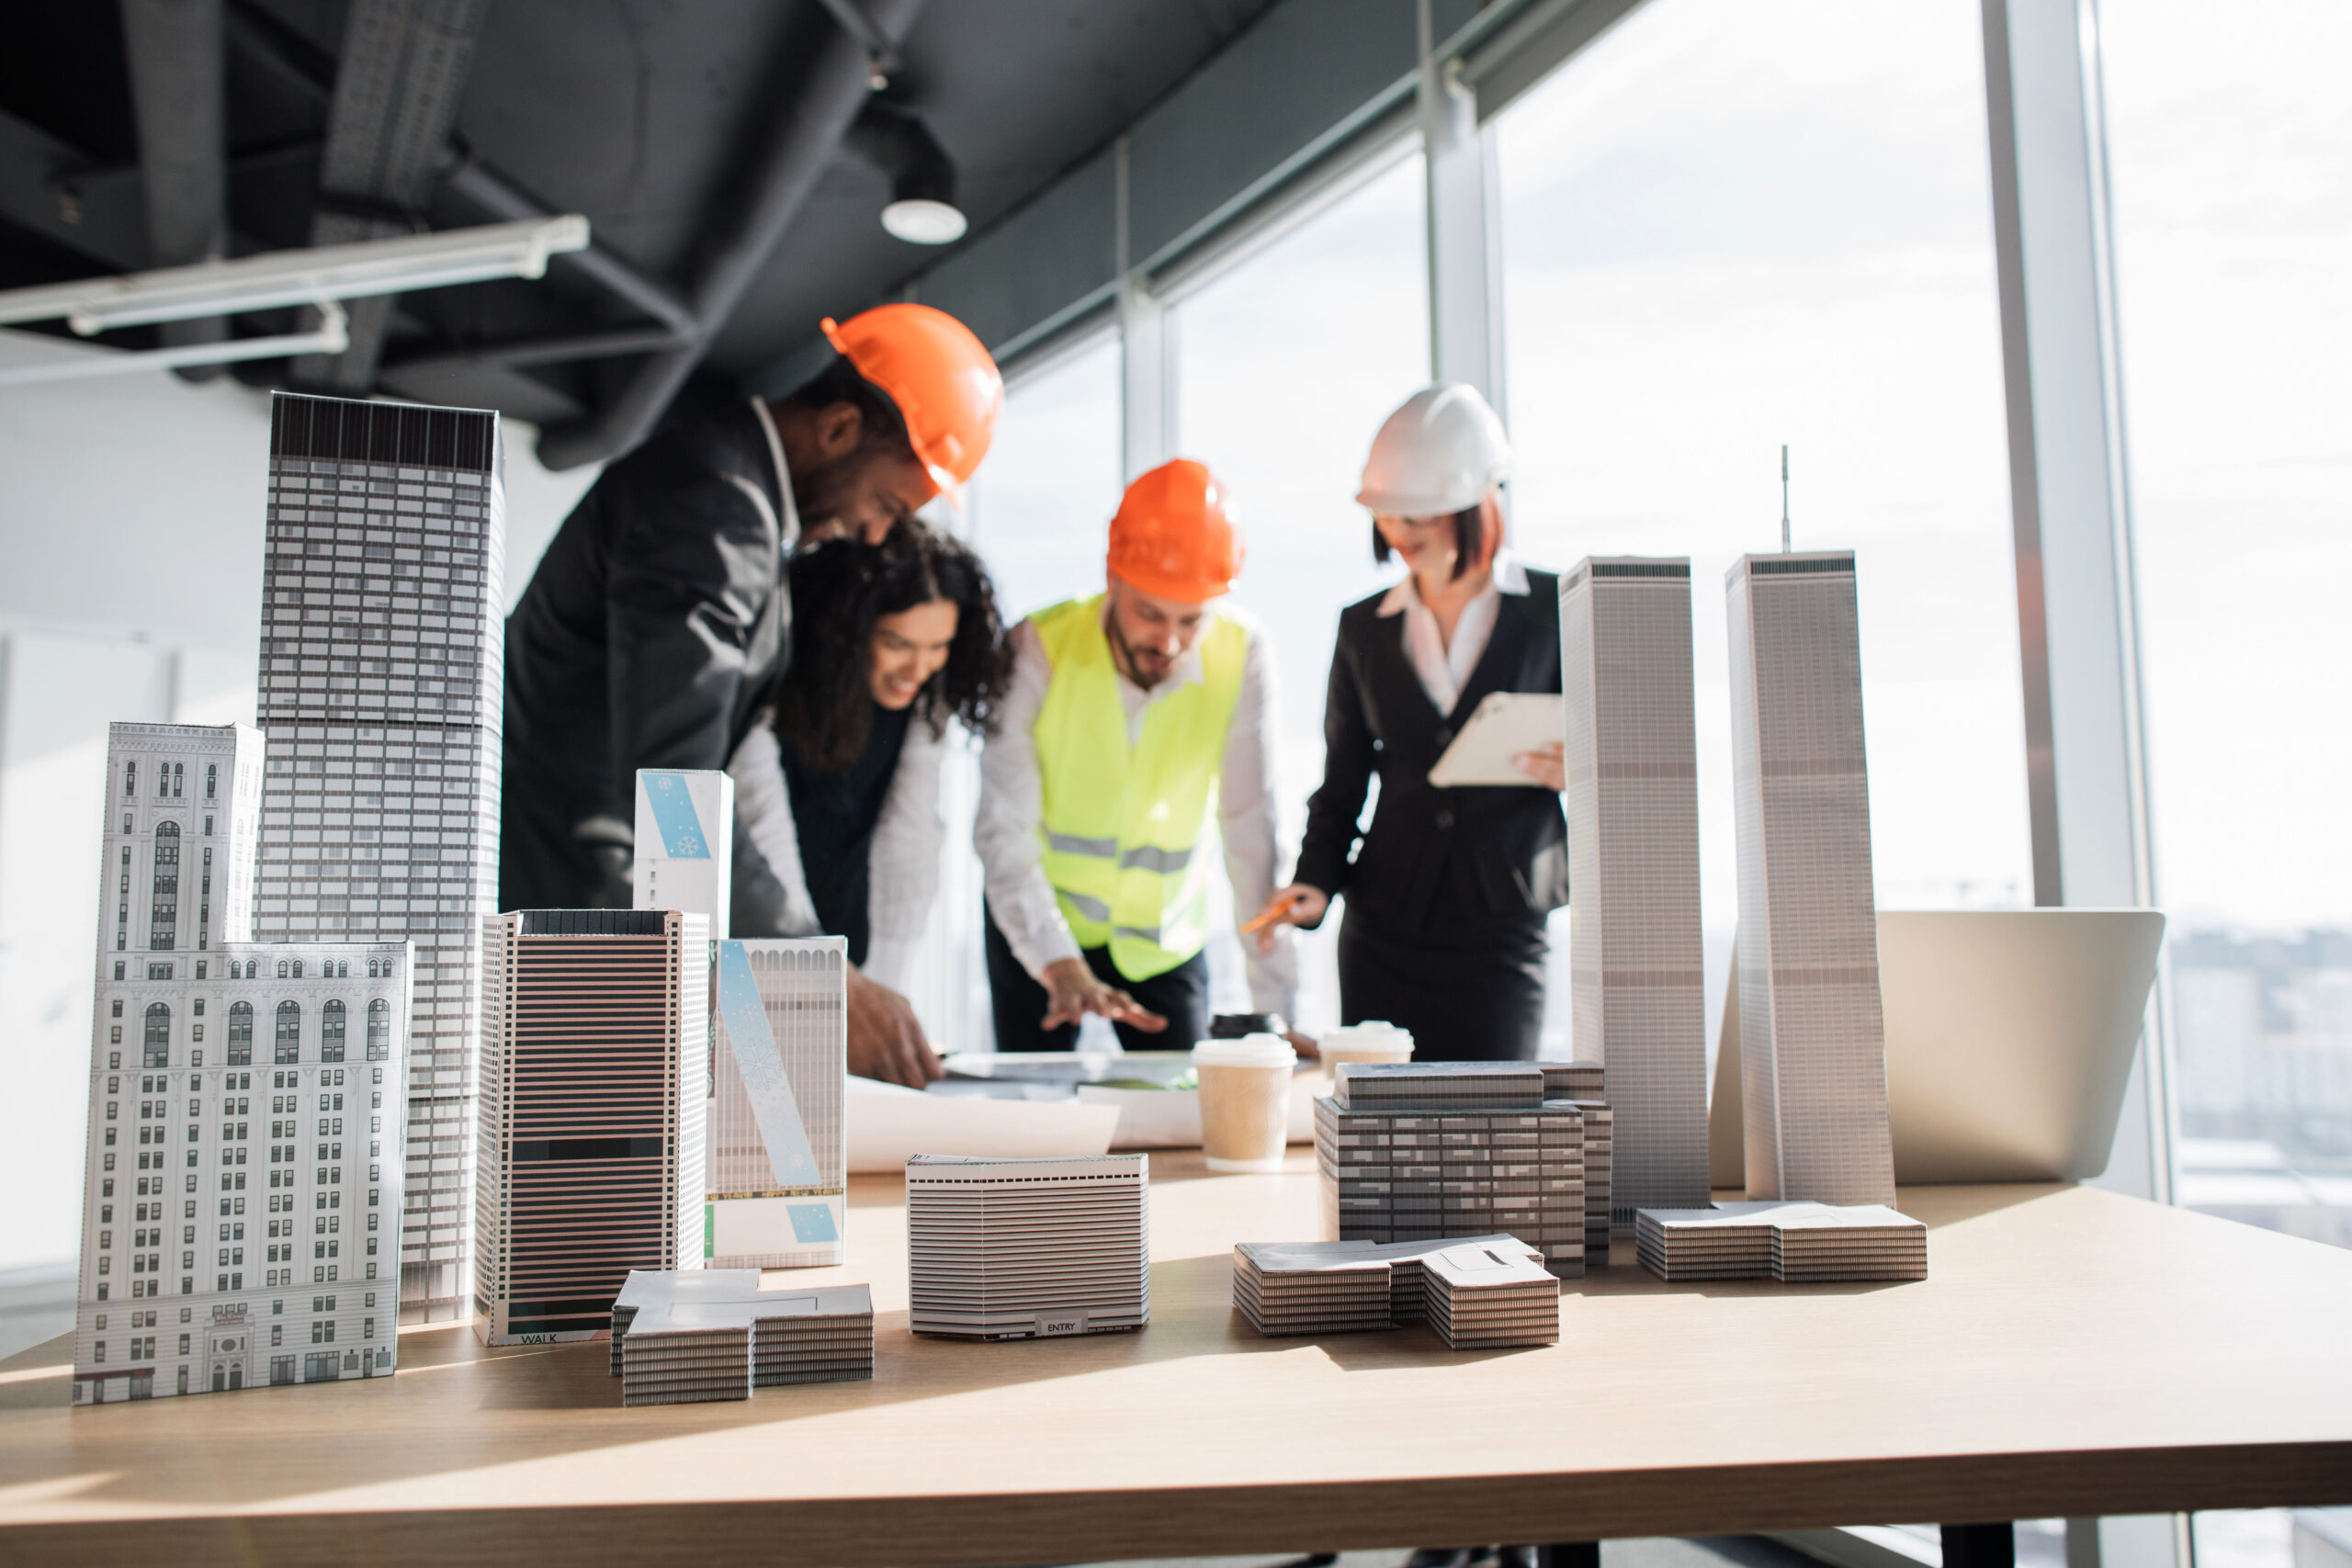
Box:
[475,909,708,1345]
[708,938,848,1268]
[251,391,504,1323]
[1724,551,1896,1207]
[74,722,413,1403]
[1559,558,1710,1224]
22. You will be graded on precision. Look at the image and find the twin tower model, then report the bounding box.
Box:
[1562,553,1895,1215]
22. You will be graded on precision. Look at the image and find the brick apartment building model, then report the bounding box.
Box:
[74,722,412,1404]
[250,392,504,1323]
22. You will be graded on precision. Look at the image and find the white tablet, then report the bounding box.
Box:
[1427,691,1563,788]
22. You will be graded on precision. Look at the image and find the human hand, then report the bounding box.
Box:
[1248,884,1329,953]
[1039,957,1168,1033]
[1513,741,1566,792]
[845,965,944,1087]
[1284,1029,1320,1062]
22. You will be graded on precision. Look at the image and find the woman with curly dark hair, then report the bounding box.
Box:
[729,520,1011,993]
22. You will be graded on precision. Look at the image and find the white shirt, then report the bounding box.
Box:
[1376,547,1532,714]
[974,601,1298,1018]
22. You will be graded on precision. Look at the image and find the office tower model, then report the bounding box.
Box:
[1724,551,1897,1207]
[906,1155,1149,1339]
[625,770,844,1268]
[1559,559,1711,1225]
[74,723,413,1404]
[250,391,504,1324]
[708,938,849,1267]
[1315,1064,1590,1277]
[475,909,708,1345]
[607,1269,874,1405]
[1634,1201,1926,1283]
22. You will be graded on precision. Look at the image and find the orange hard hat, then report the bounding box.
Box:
[1106,458,1243,603]
[820,303,1003,506]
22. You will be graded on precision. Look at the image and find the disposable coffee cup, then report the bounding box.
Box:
[1317,1021,1414,1072]
[1193,1033,1297,1173]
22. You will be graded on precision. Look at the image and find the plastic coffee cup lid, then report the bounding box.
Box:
[1191,1032,1296,1068]
[1318,1021,1414,1054]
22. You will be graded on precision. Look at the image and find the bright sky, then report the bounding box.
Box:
[977,0,2352,965]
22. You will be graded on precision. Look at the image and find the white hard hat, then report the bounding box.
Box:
[1355,382,1511,516]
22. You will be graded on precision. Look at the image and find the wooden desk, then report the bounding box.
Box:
[4,1154,2349,1568]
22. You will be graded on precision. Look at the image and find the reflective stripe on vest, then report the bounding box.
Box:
[1031,593,1248,982]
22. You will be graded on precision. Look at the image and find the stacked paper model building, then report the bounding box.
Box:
[74,721,413,1404]
[1316,1062,1605,1277]
[475,909,708,1346]
[1233,1233,1548,1340]
[609,1269,875,1406]
[1635,1202,1927,1282]
[1559,558,1713,1224]
[907,1155,1149,1339]
[626,769,851,1271]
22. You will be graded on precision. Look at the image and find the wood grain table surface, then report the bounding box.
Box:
[3,1150,2348,1568]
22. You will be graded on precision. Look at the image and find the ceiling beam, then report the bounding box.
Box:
[119,0,232,375]
[536,0,931,472]
[0,109,148,273]
[291,0,491,393]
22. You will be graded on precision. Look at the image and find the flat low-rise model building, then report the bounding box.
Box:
[475,909,708,1345]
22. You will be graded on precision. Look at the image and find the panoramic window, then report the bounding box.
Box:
[1494,0,2029,1048]
[1170,151,1430,1032]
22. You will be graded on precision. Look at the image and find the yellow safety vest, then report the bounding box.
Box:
[1031,594,1248,982]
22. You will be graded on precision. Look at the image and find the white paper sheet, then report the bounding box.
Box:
[845,1077,1122,1172]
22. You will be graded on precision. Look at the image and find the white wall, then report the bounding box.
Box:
[0,332,599,1269]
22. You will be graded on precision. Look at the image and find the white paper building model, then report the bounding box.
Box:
[475,909,707,1345]
[1559,558,1711,1224]
[634,769,734,938]
[907,1155,1149,1339]
[607,1269,874,1405]
[74,723,413,1404]
[252,392,505,1325]
[708,939,848,1267]
[1724,552,1897,1207]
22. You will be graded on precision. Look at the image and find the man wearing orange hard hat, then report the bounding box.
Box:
[502,302,1001,1085]
[974,458,1298,1051]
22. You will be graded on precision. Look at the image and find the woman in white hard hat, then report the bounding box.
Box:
[1252,383,1567,1061]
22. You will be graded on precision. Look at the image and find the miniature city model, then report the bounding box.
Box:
[74,722,413,1404]
[608,1269,874,1405]
[1560,558,1712,1224]
[1232,1234,1544,1338]
[475,909,709,1345]
[1316,1063,1594,1277]
[1725,551,1898,1207]
[252,392,506,1323]
[708,938,848,1267]
[1634,1201,1926,1282]
[906,1154,1149,1339]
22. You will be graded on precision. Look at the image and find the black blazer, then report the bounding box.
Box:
[1295,570,1569,940]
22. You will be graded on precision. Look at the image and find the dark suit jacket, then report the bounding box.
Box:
[500,389,794,909]
[1294,570,1568,942]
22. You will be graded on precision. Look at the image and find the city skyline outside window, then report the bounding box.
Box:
[1494,0,2030,1051]
[2100,4,2352,1560]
